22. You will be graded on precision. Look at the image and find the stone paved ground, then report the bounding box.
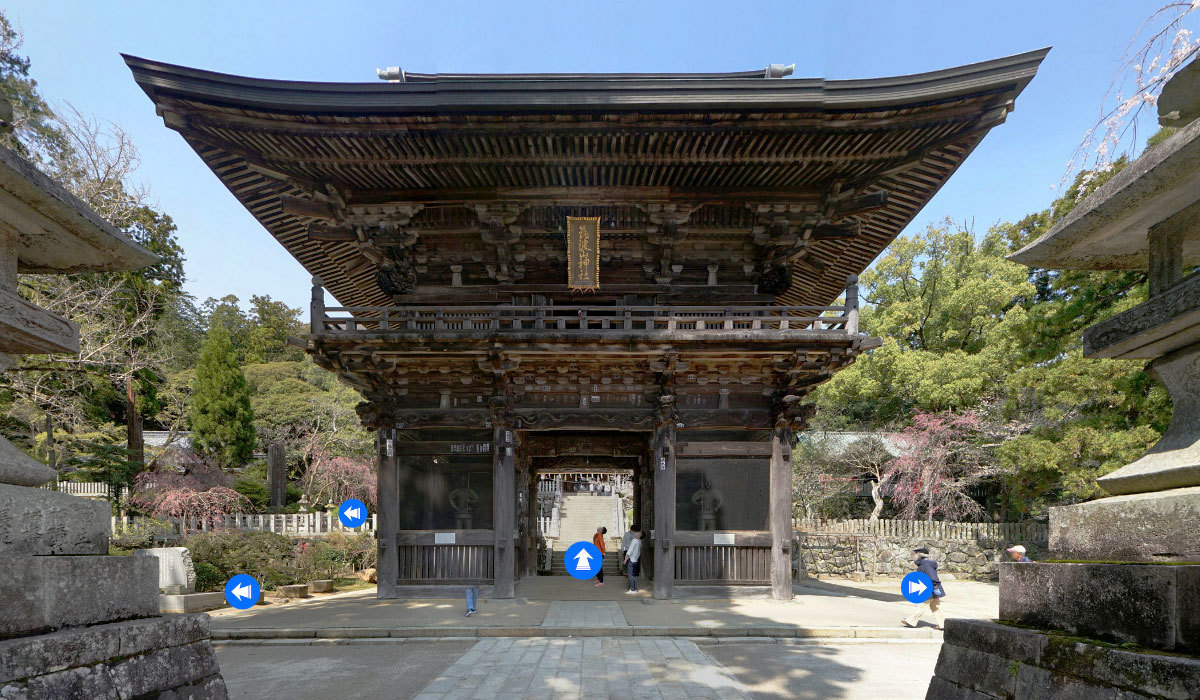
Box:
[216,641,476,698]
[709,640,941,699]
[412,637,747,700]
[541,601,628,627]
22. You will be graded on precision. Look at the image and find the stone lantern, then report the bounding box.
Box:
[0,130,228,696]
[926,61,1200,698]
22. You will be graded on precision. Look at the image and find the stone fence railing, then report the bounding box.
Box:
[793,518,1048,581]
[111,512,377,538]
[42,480,118,499]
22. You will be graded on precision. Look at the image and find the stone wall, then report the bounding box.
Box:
[0,614,225,698]
[927,619,1200,700]
[792,520,1048,580]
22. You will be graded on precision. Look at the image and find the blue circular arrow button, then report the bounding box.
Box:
[901,571,934,604]
[224,574,261,610]
[338,498,368,528]
[563,541,603,580]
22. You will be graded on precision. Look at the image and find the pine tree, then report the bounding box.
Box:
[190,324,255,468]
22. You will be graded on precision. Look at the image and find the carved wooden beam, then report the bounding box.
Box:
[347,186,825,208]
[639,204,695,284]
[476,204,526,282]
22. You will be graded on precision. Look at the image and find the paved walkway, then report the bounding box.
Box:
[214,638,945,699]
[205,579,997,640]
[542,601,628,627]
[412,637,747,700]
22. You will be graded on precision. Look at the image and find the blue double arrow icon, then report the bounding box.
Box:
[901,571,934,604]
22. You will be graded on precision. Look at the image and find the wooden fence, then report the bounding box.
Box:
[111,512,377,537]
[793,518,1048,543]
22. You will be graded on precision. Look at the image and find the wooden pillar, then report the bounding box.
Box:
[631,466,641,530]
[310,276,325,335]
[493,425,516,598]
[376,427,399,599]
[769,424,794,600]
[638,450,654,579]
[524,460,539,578]
[652,422,676,599]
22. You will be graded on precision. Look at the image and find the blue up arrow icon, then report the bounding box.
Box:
[563,540,603,580]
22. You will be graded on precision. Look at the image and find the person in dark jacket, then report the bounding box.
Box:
[901,547,945,630]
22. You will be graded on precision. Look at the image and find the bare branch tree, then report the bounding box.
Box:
[840,437,895,521]
[1064,3,1200,191]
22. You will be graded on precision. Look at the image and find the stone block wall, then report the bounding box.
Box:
[0,614,225,698]
[792,521,1049,580]
[927,619,1200,700]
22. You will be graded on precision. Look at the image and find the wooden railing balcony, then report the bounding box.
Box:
[310,276,861,339]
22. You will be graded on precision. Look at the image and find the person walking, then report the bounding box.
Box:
[1006,545,1033,562]
[901,547,946,630]
[624,528,643,594]
[619,526,636,575]
[592,526,607,586]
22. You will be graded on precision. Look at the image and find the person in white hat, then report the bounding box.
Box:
[1006,545,1033,563]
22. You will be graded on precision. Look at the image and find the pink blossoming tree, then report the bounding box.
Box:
[883,411,999,521]
[132,451,249,531]
[302,447,376,509]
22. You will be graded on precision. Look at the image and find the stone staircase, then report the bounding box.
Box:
[550,493,624,575]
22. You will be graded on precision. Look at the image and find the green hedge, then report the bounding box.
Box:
[182,530,377,591]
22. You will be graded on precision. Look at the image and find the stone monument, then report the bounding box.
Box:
[0,130,228,697]
[135,547,198,594]
[267,442,286,508]
[925,61,1200,699]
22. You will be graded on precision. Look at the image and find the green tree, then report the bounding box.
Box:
[244,295,305,364]
[201,295,252,359]
[813,219,1034,427]
[0,11,70,165]
[190,325,255,468]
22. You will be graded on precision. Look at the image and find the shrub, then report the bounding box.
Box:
[110,518,176,551]
[293,532,377,581]
[194,561,223,592]
[183,530,296,590]
[232,476,268,512]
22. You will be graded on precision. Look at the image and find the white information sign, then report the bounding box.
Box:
[713,533,735,545]
[434,532,456,545]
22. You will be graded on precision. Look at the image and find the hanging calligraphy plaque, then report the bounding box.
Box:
[565,216,600,290]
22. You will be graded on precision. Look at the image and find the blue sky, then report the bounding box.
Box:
[5,1,1181,314]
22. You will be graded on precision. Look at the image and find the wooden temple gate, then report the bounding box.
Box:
[128,49,1045,599]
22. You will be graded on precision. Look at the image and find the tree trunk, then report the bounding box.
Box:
[869,480,884,521]
[126,372,145,472]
